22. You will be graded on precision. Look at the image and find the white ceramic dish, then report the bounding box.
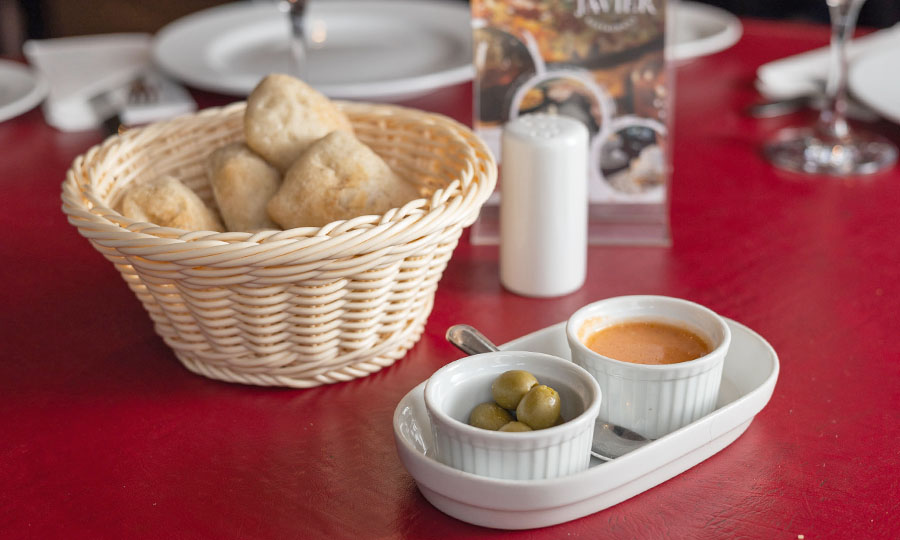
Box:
[393,318,779,529]
[0,60,48,123]
[669,1,743,62]
[425,351,601,480]
[567,296,730,440]
[850,48,900,124]
[152,0,474,100]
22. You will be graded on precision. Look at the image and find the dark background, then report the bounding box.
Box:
[702,0,900,27]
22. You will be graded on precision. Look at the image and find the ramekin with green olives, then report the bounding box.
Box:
[424,351,602,480]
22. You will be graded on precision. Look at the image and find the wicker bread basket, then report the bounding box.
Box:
[61,101,497,388]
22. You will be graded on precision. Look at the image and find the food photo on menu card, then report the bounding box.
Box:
[2,0,900,537]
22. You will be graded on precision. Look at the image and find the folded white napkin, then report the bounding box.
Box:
[756,23,900,99]
[23,33,195,131]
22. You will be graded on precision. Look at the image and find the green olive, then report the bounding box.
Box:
[468,402,513,430]
[491,370,538,410]
[498,421,533,432]
[516,384,561,430]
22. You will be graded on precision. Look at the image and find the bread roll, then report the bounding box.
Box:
[207,142,281,232]
[267,131,419,229]
[244,73,354,172]
[118,174,224,232]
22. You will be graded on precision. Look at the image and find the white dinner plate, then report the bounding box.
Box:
[850,48,900,124]
[0,59,48,123]
[669,1,742,61]
[152,0,474,100]
[393,318,779,529]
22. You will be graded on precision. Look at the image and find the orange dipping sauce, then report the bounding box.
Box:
[583,321,712,365]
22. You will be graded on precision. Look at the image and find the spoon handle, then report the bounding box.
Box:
[445,324,500,356]
[745,95,811,118]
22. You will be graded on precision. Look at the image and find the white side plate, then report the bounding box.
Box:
[0,60,48,123]
[393,318,779,530]
[152,0,474,100]
[669,1,743,62]
[850,48,900,124]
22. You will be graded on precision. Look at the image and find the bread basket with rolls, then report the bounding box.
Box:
[61,74,497,388]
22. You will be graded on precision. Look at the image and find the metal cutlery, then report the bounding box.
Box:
[747,91,879,121]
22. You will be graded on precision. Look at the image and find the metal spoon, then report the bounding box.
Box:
[445,324,650,461]
[745,94,815,118]
[746,93,878,121]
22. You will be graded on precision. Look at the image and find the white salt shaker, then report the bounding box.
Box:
[500,114,588,297]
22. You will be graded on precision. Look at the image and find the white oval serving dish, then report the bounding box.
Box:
[393,318,779,530]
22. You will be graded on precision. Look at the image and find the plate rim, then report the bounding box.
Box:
[0,59,49,123]
[669,1,743,62]
[151,0,475,99]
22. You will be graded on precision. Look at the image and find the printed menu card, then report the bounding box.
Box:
[470,0,671,245]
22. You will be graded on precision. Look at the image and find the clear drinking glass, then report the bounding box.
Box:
[763,0,897,176]
[280,0,308,79]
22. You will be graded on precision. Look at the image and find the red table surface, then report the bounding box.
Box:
[2,18,899,539]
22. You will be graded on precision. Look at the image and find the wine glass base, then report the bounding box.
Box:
[764,127,897,176]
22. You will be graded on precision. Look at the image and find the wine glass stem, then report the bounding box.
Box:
[283,0,307,78]
[820,0,865,140]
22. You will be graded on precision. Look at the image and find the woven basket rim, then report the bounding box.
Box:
[58,100,497,388]
[61,101,496,256]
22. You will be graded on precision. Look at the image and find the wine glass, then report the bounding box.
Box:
[763,0,897,176]
[280,0,308,79]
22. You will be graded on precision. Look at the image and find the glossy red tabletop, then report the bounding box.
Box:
[2,19,899,539]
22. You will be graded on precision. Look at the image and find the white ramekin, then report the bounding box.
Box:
[566,295,731,440]
[423,351,602,480]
